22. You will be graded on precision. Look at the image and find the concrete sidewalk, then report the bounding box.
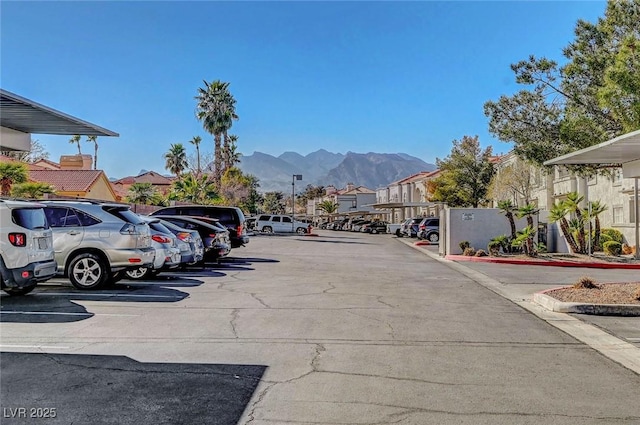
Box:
[399,238,640,375]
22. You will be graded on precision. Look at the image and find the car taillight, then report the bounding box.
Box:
[152,234,171,244]
[237,225,243,235]
[8,233,26,247]
[177,232,192,242]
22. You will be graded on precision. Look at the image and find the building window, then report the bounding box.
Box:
[612,205,624,224]
[613,169,622,186]
[587,173,597,186]
[630,199,636,224]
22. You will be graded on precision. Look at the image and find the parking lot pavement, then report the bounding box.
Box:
[402,240,640,351]
[2,231,640,425]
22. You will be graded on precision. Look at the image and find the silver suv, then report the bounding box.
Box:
[0,199,57,295]
[42,200,155,290]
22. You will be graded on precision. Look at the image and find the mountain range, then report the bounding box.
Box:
[237,149,437,193]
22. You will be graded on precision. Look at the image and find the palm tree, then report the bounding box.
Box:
[226,134,242,169]
[11,182,55,198]
[189,136,202,177]
[126,183,158,205]
[497,200,517,241]
[318,200,339,214]
[86,135,98,169]
[0,162,28,196]
[69,135,82,154]
[549,201,580,253]
[170,173,220,204]
[516,203,539,255]
[565,192,586,253]
[195,80,238,188]
[164,143,188,179]
[587,200,608,251]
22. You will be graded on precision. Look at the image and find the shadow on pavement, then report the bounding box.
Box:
[296,238,371,245]
[0,352,266,425]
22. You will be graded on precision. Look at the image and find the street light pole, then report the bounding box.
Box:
[292,174,302,232]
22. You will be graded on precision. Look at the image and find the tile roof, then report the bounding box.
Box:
[0,155,48,170]
[29,170,103,192]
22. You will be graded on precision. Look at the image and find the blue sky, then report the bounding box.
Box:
[2,1,607,179]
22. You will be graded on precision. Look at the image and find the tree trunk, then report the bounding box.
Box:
[214,133,222,188]
[94,143,98,170]
[594,217,602,251]
[560,219,580,253]
[506,212,516,239]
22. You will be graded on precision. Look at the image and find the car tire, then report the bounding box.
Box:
[125,267,152,280]
[104,271,124,287]
[68,253,108,290]
[296,227,307,235]
[428,232,439,243]
[262,226,273,233]
[4,284,37,296]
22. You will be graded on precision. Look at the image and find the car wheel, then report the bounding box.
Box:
[296,227,307,235]
[125,267,152,280]
[4,284,37,296]
[371,229,378,234]
[262,226,273,233]
[395,229,402,237]
[68,253,108,290]
[428,232,439,243]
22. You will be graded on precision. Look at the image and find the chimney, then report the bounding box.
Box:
[346,183,356,192]
[60,154,93,170]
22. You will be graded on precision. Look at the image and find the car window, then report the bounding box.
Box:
[258,215,270,221]
[272,216,281,223]
[282,216,292,223]
[76,209,101,226]
[12,207,48,230]
[103,206,144,224]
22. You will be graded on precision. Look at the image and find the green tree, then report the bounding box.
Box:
[548,201,580,254]
[169,173,220,204]
[586,199,608,251]
[261,191,285,214]
[516,203,539,255]
[564,192,587,253]
[317,200,339,215]
[430,135,495,207]
[195,80,238,188]
[126,182,162,205]
[0,162,28,196]
[164,143,188,179]
[86,135,98,169]
[226,134,242,169]
[219,167,260,211]
[484,0,640,167]
[69,135,82,155]
[11,182,55,198]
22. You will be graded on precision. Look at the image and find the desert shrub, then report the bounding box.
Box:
[475,249,488,257]
[487,240,501,256]
[459,240,470,252]
[601,228,624,244]
[572,276,600,289]
[634,288,640,301]
[603,241,622,256]
[535,242,547,253]
[621,243,635,255]
[463,247,476,256]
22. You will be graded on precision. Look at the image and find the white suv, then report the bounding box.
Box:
[255,214,310,234]
[0,199,57,295]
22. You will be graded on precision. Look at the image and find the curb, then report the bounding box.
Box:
[533,289,640,316]
[444,254,640,269]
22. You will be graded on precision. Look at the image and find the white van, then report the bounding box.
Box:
[255,214,309,234]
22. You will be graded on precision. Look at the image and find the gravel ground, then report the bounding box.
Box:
[546,282,640,305]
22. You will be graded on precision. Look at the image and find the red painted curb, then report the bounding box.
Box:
[445,255,640,269]
[415,241,433,246]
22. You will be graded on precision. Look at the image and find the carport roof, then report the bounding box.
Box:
[0,89,119,137]
[543,129,640,167]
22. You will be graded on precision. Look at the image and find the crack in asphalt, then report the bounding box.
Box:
[230,309,240,338]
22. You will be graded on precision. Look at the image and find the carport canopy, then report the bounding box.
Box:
[544,129,640,259]
[0,89,118,137]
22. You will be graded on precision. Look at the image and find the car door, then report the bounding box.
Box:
[43,206,85,268]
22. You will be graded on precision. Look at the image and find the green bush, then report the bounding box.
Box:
[601,228,624,244]
[459,240,470,252]
[487,240,501,256]
[603,241,622,256]
[463,247,476,256]
[599,233,613,244]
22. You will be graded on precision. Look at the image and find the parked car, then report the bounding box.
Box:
[158,219,204,266]
[149,205,248,248]
[255,214,309,234]
[361,221,389,234]
[41,200,155,290]
[152,215,231,261]
[0,199,57,295]
[399,217,423,238]
[351,219,371,232]
[416,217,440,242]
[123,217,182,279]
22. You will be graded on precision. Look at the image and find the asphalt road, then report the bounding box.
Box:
[1,230,640,425]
